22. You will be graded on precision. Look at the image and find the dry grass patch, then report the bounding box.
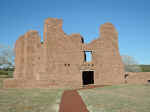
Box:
[78,84,150,112]
[0,88,64,112]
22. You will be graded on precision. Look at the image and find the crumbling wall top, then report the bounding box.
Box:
[45,18,63,27]
[100,22,118,35]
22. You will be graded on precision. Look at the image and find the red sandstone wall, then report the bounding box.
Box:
[87,23,124,85]
[3,31,43,88]
[40,18,84,87]
[13,36,25,79]
[126,72,150,84]
[4,18,125,88]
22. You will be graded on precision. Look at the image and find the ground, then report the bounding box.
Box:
[0,70,13,78]
[0,79,64,112]
[78,84,150,112]
[0,78,150,112]
[0,78,4,88]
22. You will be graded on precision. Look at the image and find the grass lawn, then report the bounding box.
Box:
[0,78,4,88]
[0,70,13,78]
[78,84,150,112]
[0,84,64,112]
[1,78,150,112]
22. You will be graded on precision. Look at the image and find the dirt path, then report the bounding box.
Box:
[59,85,109,112]
[59,90,89,112]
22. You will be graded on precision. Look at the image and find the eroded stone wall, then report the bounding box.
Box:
[126,72,150,84]
[86,23,124,85]
[4,18,125,88]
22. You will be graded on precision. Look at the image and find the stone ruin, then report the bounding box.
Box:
[4,18,125,88]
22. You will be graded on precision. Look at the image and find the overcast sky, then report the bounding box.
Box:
[0,0,150,64]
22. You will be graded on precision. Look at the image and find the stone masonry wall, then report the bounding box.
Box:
[86,23,124,85]
[4,18,125,88]
[126,72,150,84]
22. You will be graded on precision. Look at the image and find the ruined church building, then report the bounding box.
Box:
[4,18,126,88]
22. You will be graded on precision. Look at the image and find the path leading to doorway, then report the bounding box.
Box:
[59,85,109,112]
[59,90,89,112]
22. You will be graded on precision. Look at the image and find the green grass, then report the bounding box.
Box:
[0,78,3,88]
[78,84,150,112]
[0,70,13,78]
[1,77,150,112]
[139,65,150,72]
[0,88,64,112]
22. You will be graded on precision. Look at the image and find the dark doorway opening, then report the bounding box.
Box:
[82,71,94,85]
[147,80,150,83]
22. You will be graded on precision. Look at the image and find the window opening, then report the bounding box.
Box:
[84,51,92,62]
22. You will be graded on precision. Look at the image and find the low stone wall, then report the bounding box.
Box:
[126,72,150,84]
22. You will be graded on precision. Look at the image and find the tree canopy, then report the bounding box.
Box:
[121,55,142,72]
[0,44,14,69]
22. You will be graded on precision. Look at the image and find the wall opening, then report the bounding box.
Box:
[84,51,92,62]
[82,71,94,85]
[124,74,129,79]
[124,73,129,84]
[147,80,150,83]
